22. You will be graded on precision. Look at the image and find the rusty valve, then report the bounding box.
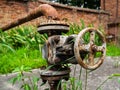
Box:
[74,28,106,70]
[43,27,106,70]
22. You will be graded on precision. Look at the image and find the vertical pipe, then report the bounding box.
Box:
[49,80,61,90]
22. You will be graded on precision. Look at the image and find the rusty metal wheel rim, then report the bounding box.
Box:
[74,27,106,70]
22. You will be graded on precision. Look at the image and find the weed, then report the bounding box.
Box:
[0,26,47,74]
[0,21,119,90]
[62,77,82,90]
[0,47,47,74]
[10,65,40,90]
[96,73,120,90]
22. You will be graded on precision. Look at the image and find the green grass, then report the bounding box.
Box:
[0,26,47,74]
[0,47,47,74]
[107,44,120,56]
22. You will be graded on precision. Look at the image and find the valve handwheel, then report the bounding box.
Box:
[74,28,106,70]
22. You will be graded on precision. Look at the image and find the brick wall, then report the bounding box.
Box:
[101,0,120,19]
[105,0,117,19]
[118,0,120,17]
[0,1,48,28]
[0,0,109,32]
[101,0,120,45]
[54,4,109,30]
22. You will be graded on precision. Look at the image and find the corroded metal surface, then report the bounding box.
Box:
[40,69,70,76]
[1,4,59,31]
[43,27,106,70]
[43,35,78,64]
[37,21,69,36]
[74,27,106,70]
[40,25,106,89]
[40,68,70,90]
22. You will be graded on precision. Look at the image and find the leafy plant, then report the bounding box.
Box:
[0,47,47,74]
[96,73,120,90]
[64,19,86,36]
[10,65,40,90]
[0,26,48,51]
[0,26,47,74]
[62,77,82,90]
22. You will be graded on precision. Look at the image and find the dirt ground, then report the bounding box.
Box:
[0,56,120,90]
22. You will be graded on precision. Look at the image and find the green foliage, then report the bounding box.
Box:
[0,26,47,50]
[0,26,47,74]
[10,65,40,90]
[0,47,47,74]
[63,19,103,46]
[64,20,85,36]
[107,44,120,56]
[62,77,82,90]
[96,73,120,90]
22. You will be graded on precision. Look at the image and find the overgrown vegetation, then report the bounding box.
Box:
[0,20,120,74]
[0,26,47,74]
[10,65,40,90]
[107,44,120,56]
[0,47,46,74]
[0,21,120,90]
[96,73,120,90]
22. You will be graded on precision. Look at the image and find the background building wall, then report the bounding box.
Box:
[0,0,109,32]
[101,0,120,19]
[101,0,120,44]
